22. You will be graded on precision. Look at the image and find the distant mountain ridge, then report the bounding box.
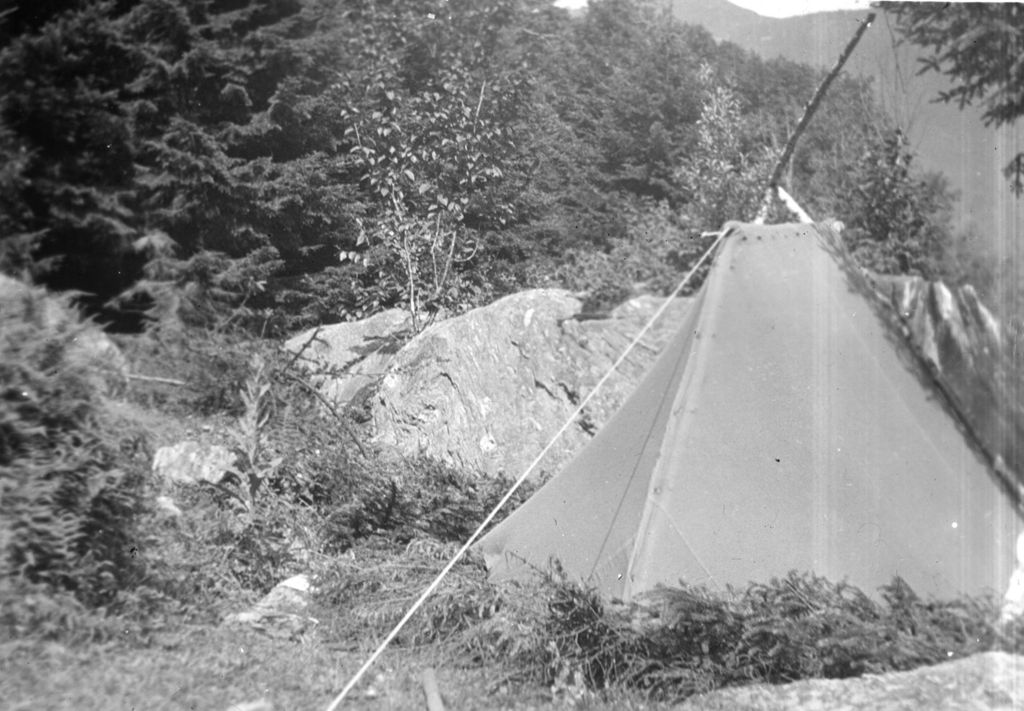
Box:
[669,0,1024,256]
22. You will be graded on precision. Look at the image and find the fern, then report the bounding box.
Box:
[0,278,143,604]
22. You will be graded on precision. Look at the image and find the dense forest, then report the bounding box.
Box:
[0,0,965,335]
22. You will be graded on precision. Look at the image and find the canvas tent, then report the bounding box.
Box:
[477,222,1023,602]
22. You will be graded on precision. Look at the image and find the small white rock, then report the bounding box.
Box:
[155,495,183,517]
[279,574,311,593]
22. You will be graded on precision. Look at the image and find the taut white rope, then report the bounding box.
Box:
[323,228,730,711]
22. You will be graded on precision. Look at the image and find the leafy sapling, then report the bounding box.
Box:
[216,354,284,512]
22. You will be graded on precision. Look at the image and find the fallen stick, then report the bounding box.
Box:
[420,668,446,711]
[283,325,323,372]
[126,373,187,387]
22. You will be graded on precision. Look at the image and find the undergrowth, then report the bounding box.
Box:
[312,541,1024,705]
[133,340,538,607]
[0,280,146,608]
[516,570,1024,702]
[1,275,537,649]
[5,274,1023,710]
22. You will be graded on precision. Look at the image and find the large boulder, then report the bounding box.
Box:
[370,289,693,478]
[681,652,1024,710]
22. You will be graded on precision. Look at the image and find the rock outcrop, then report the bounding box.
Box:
[290,266,1020,491]
[370,289,692,478]
[286,289,691,478]
[681,652,1024,710]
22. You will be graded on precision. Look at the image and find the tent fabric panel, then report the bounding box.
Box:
[628,224,1020,599]
[478,292,704,598]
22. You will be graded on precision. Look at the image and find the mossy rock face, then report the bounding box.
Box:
[680,652,1024,710]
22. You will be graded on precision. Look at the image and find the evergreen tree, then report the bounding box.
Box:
[0,0,960,330]
[888,1,1024,193]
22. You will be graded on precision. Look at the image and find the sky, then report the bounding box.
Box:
[553,0,872,18]
[723,0,871,16]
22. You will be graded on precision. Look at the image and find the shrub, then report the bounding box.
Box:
[148,352,328,596]
[404,565,1024,703]
[314,536,502,649]
[675,66,776,230]
[555,248,636,314]
[266,266,366,335]
[524,570,1023,701]
[314,454,538,554]
[128,346,532,598]
[118,319,268,417]
[842,129,955,280]
[552,197,719,313]
[153,485,312,598]
[0,279,144,605]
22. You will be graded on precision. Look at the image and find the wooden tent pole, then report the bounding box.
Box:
[756,11,876,221]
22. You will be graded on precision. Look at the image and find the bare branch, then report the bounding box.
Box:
[280,371,369,459]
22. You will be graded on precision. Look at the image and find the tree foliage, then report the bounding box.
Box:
[331,0,534,329]
[0,0,961,331]
[841,128,956,279]
[0,0,362,326]
[888,1,1024,193]
[676,64,776,228]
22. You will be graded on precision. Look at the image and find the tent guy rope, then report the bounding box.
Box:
[322,228,730,711]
